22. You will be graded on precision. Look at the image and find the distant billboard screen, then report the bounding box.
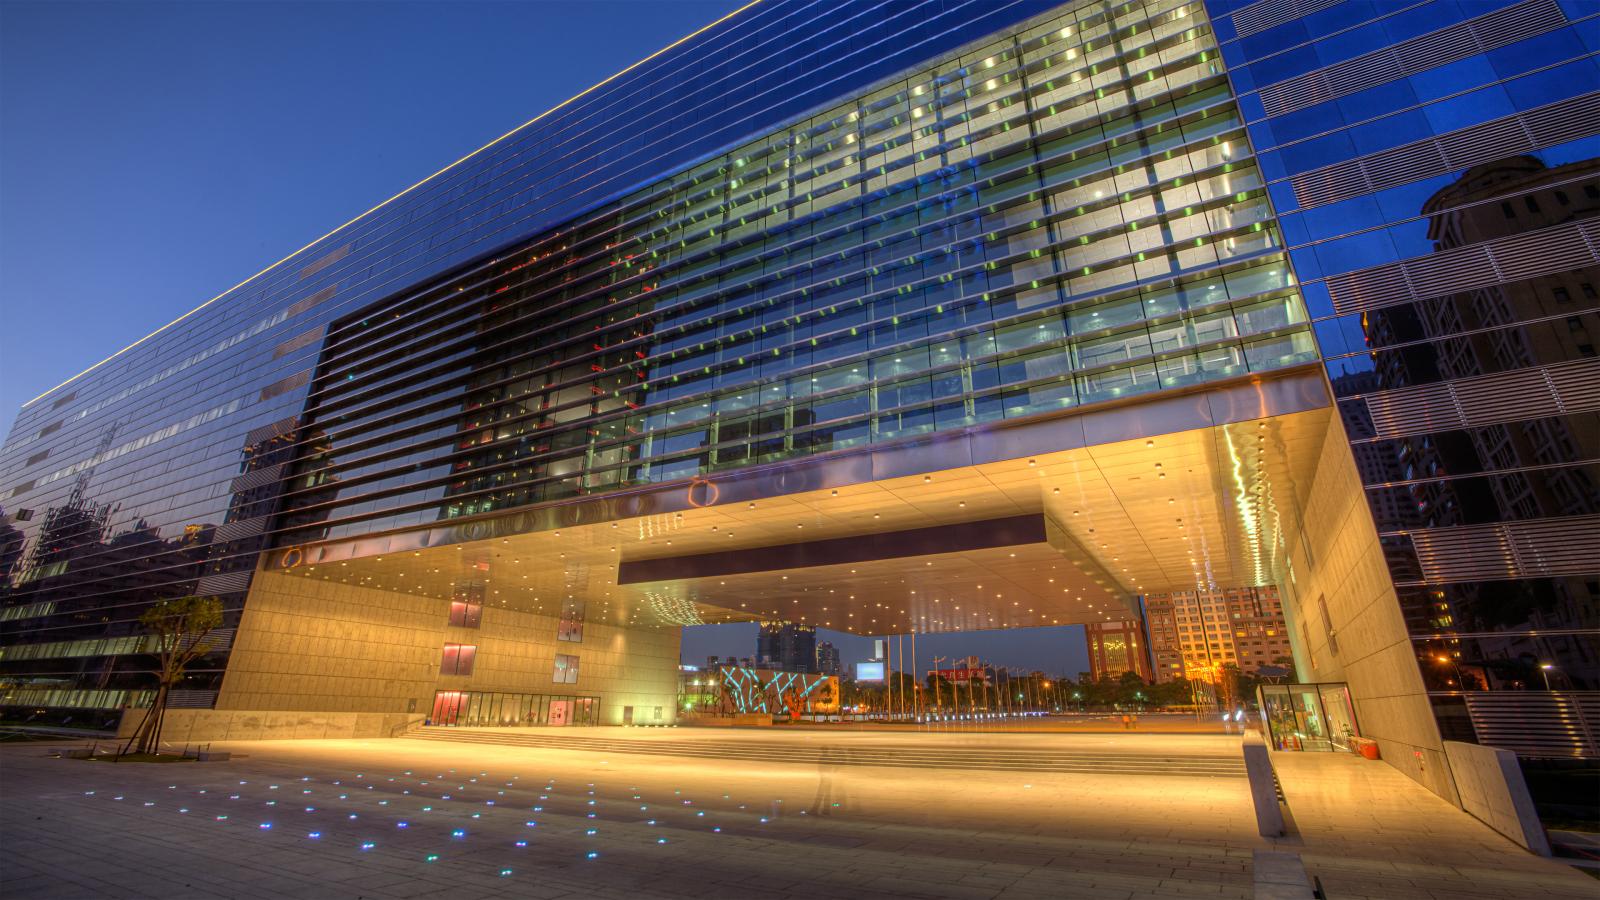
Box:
[856,661,885,682]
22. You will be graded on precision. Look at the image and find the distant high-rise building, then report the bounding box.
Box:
[815,641,841,676]
[1085,620,1153,682]
[757,622,817,673]
[1143,587,1293,685]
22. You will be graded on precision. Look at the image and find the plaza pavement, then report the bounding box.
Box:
[0,727,1593,899]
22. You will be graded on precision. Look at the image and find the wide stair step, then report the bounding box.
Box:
[403,729,1246,777]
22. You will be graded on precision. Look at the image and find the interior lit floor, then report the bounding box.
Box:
[4,728,1594,899]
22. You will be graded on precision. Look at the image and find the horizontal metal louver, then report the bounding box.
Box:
[1449,366,1561,425]
[1287,161,1363,209]
[195,571,253,597]
[286,285,336,318]
[1326,218,1600,316]
[1436,117,1527,170]
[1231,0,1341,40]
[1474,0,1569,52]
[1360,357,1600,439]
[1464,692,1600,759]
[1406,514,1600,583]
[298,243,350,280]
[1259,0,1563,118]
[258,370,310,403]
[1521,95,1600,147]
[1398,246,1497,298]
[244,416,299,448]
[166,689,219,710]
[1505,517,1600,577]
[272,325,325,360]
[1324,52,1401,99]
[229,463,285,496]
[213,516,268,544]
[1363,385,1463,437]
[1290,92,1600,209]
[1494,223,1595,281]
[1408,522,1517,581]
[1548,358,1600,409]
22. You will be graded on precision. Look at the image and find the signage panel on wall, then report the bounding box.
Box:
[856,661,885,682]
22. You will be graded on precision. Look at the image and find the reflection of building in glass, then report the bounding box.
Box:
[10,0,1328,732]
[1376,157,1600,697]
[815,640,842,676]
[1324,158,1600,703]
[1085,619,1153,682]
[1236,0,1600,768]
[0,511,24,591]
[1142,587,1292,685]
[757,622,817,673]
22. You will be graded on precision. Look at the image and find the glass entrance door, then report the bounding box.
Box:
[1258,682,1358,752]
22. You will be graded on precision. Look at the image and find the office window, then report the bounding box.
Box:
[553,653,580,684]
[557,599,585,643]
[441,643,476,676]
[448,600,482,628]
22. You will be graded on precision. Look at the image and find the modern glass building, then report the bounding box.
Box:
[0,0,1594,804]
[1211,0,1599,760]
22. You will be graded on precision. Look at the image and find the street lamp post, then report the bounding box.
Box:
[1434,654,1463,689]
[1539,663,1555,691]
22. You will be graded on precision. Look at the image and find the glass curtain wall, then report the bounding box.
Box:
[278,0,1316,545]
[1210,0,1600,727]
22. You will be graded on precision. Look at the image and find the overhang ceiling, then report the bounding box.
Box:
[272,377,1334,635]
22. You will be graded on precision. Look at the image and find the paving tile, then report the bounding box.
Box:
[3,731,1592,900]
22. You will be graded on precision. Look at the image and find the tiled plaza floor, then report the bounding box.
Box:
[0,728,1592,899]
[1268,749,1598,900]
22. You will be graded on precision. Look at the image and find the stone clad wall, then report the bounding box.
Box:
[1281,414,1458,803]
[192,568,680,731]
[456,601,682,726]
[219,572,445,714]
[1444,740,1552,855]
[116,708,424,743]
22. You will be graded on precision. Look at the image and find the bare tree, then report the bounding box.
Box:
[127,595,223,755]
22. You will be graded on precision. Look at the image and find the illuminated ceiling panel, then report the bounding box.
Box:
[276,401,1333,635]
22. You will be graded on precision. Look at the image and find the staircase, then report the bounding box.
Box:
[404,728,1246,778]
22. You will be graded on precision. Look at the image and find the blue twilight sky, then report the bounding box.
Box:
[0,0,1092,676]
[0,0,746,436]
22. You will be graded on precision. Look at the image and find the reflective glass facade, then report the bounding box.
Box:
[276,0,1312,544]
[1211,0,1600,734]
[1,0,1083,717]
